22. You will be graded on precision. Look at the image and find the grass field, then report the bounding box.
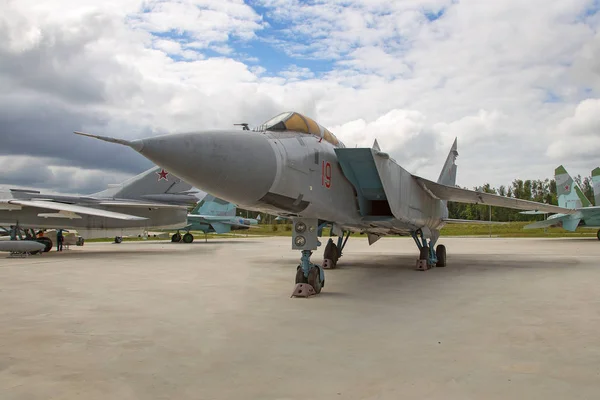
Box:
[85,222,598,242]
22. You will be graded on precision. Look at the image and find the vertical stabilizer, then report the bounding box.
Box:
[555,165,591,209]
[92,166,196,204]
[191,195,236,216]
[592,167,600,206]
[437,138,458,186]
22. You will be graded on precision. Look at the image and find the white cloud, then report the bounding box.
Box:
[0,0,599,193]
[547,99,600,160]
[279,65,315,81]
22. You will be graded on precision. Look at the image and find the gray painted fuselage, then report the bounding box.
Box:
[126,130,447,238]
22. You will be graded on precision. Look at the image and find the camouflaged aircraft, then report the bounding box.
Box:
[76,111,573,295]
[525,165,600,240]
[171,194,259,243]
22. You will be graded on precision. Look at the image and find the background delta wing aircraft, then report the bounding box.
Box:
[171,194,258,243]
[0,166,199,250]
[76,111,572,294]
[525,165,600,239]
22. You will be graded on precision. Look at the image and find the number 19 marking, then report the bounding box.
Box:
[322,161,331,188]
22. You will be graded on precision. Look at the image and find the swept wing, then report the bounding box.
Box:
[2,200,147,220]
[413,177,574,214]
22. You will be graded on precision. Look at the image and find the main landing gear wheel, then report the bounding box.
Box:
[323,240,339,269]
[436,245,447,267]
[171,233,182,242]
[35,237,53,253]
[307,266,322,294]
[114,236,123,244]
[597,230,600,241]
[183,233,194,243]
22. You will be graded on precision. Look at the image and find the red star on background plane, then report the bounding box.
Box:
[157,169,169,181]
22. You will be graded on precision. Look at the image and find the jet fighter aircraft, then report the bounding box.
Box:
[524,165,600,239]
[171,194,258,243]
[76,111,573,294]
[0,166,199,250]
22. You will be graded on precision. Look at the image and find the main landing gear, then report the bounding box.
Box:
[412,229,446,270]
[171,231,201,243]
[322,230,351,269]
[597,230,600,241]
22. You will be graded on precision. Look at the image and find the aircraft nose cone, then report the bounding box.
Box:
[135,130,277,206]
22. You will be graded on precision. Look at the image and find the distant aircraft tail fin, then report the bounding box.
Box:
[437,138,458,187]
[93,166,197,205]
[555,165,591,209]
[191,195,236,217]
[592,167,600,206]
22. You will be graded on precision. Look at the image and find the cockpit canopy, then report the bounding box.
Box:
[255,112,345,148]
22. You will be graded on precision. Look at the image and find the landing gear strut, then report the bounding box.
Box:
[412,229,446,270]
[291,218,325,297]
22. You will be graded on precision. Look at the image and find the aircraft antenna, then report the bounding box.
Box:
[234,123,250,131]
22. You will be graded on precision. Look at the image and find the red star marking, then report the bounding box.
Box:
[157,169,169,181]
[564,185,569,191]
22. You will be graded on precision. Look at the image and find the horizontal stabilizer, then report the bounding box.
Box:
[8,200,147,220]
[443,219,508,225]
[523,214,579,230]
[210,222,231,234]
[413,177,574,214]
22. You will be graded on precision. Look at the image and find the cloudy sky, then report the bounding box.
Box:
[1,0,599,195]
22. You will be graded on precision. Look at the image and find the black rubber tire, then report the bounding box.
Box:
[114,236,123,244]
[307,266,322,294]
[323,240,339,268]
[171,233,182,243]
[597,230,600,241]
[183,233,194,243]
[295,267,308,284]
[436,244,447,268]
[35,237,53,253]
[419,246,429,261]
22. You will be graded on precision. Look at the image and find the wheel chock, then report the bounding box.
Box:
[322,259,335,269]
[416,259,431,271]
[291,283,317,298]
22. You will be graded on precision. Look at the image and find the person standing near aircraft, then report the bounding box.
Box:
[56,229,63,251]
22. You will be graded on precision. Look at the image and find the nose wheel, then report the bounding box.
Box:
[291,250,324,297]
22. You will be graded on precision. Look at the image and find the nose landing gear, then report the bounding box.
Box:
[291,219,325,297]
